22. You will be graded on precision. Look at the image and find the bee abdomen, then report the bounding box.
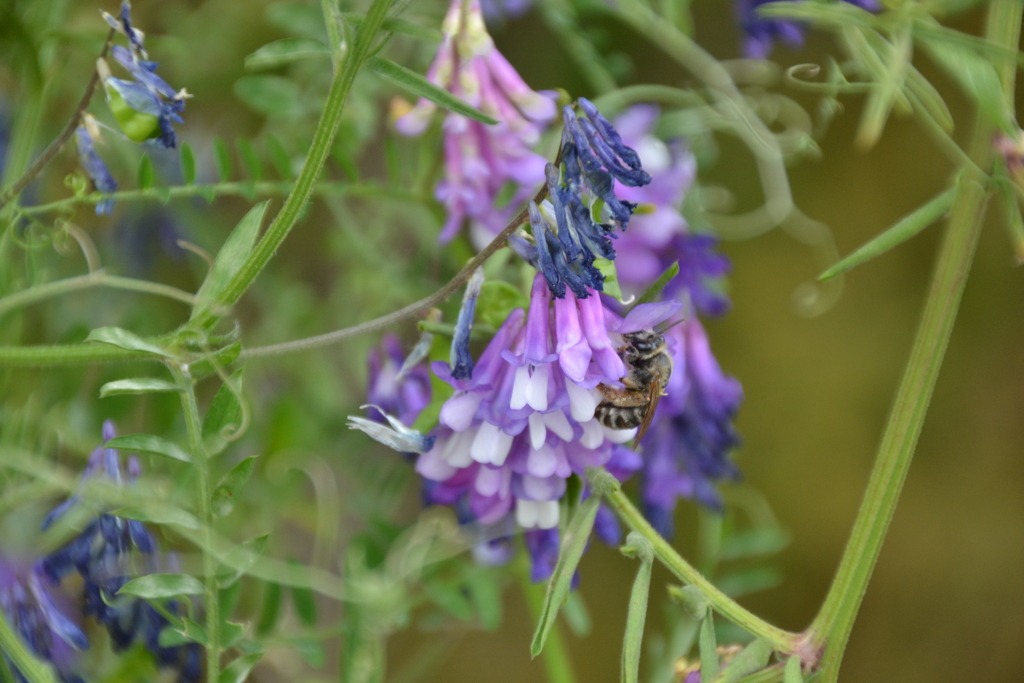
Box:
[595,403,644,431]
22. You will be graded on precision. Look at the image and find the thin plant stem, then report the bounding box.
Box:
[189,0,397,332]
[171,364,221,683]
[594,469,798,654]
[0,28,116,211]
[807,2,1020,678]
[0,271,195,320]
[518,559,577,683]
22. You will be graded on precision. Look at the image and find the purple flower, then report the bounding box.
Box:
[39,421,202,683]
[480,0,533,23]
[640,318,743,538]
[738,0,881,59]
[607,105,731,316]
[365,334,432,428]
[396,0,556,245]
[74,117,118,215]
[509,98,652,300]
[100,1,190,148]
[0,561,87,683]
[416,273,674,579]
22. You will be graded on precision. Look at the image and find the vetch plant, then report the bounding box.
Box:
[0,0,1020,682]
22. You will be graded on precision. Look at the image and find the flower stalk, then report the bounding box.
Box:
[807,2,1021,679]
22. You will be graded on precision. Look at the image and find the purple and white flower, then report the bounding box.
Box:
[396,0,556,245]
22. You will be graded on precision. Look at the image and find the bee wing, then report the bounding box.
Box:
[632,379,663,447]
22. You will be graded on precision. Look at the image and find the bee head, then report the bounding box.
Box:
[622,330,666,361]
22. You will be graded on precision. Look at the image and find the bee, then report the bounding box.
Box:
[594,329,673,445]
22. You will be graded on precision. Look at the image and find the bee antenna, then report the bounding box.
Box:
[655,316,688,334]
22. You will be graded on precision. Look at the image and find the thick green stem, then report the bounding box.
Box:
[190,0,396,331]
[518,561,577,683]
[0,611,56,683]
[597,472,797,653]
[808,3,1020,678]
[0,271,195,320]
[172,364,221,683]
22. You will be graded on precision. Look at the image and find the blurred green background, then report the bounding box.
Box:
[1,1,1022,682]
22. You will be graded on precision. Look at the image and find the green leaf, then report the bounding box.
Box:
[621,541,653,683]
[426,582,475,622]
[137,154,155,190]
[294,639,325,669]
[236,139,262,181]
[119,574,204,599]
[562,590,591,637]
[256,582,282,635]
[234,76,303,118]
[365,57,498,125]
[203,368,245,456]
[631,261,679,309]
[158,625,191,648]
[530,495,601,657]
[784,655,803,683]
[922,41,1015,134]
[105,434,191,463]
[716,639,773,683]
[266,135,293,180]
[219,578,243,619]
[99,378,181,398]
[160,618,208,647]
[115,503,201,530]
[211,456,258,518]
[477,281,528,329]
[214,138,233,182]
[188,341,243,382]
[180,143,196,184]
[85,327,173,358]
[593,258,626,302]
[699,611,718,683]
[819,187,957,281]
[411,335,456,434]
[220,621,246,650]
[192,202,270,318]
[217,534,270,588]
[244,38,330,70]
[291,567,317,626]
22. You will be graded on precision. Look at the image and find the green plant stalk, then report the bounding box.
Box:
[599,476,797,653]
[0,271,195,320]
[172,365,221,683]
[0,610,56,683]
[0,343,150,366]
[518,561,577,683]
[808,3,1020,677]
[190,0,396,332]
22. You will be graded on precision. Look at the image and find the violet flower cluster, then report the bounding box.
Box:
[31,422,201,683]
[416,274,676,578]
[395,0,556,245]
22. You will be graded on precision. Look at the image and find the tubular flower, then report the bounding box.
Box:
[416,273,676,579]
[100,1,190,148]
[365,333,432,428]
[74,116,118,215]
[509,98,652,300]
[640,318,743,538]
[0,562,87,683]
[737,0,880,59]
[395,0,556,244]
[608,105,731,316]
[39,421,202,683]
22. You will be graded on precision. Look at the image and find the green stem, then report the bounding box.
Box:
[190,0,396,332]
[0,610,56,683]
[597,472,797,653]
[0,271,195,320]
[0,343,149,366]
[808,3,1020,677]
[18,181,421,216]
[518,560,577,683]
[172,364,221,683]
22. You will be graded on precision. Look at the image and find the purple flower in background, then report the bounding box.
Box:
[416,273,673,579]
[100,1,190,148]
[39,421,202,683]
[738,0,881,59]
[509,98,652,300]
[640,318,743,538]
[396,0,556,245]
[609,105,731,316]
[74,117,118,215]
[0,561,87,683]
[366,333,432,427]
[480,0,533,23]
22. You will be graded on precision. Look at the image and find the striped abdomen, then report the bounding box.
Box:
[595,403,645,430]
